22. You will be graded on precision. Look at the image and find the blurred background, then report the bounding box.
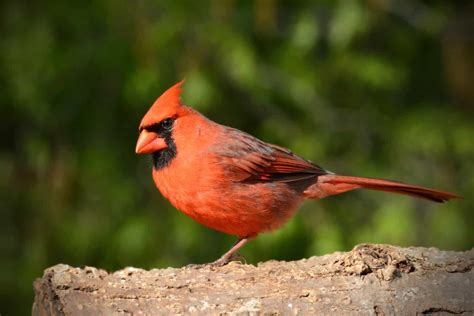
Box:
[1,0,473,314]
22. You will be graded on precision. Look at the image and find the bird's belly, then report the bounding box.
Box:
[153,170,303,237]
[182,185,303,237]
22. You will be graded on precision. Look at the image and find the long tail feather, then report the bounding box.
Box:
[311,175,460,203]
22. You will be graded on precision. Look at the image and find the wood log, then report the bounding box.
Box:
[33,244,474,315]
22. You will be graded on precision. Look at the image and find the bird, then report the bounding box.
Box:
[135,81,459,266]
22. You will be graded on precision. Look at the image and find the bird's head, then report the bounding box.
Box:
[135,80,191,169]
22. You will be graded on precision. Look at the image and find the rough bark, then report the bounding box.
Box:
[33,244,474,315]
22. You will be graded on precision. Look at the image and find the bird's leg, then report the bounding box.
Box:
[185,236,253,269]
[211,236,253,267]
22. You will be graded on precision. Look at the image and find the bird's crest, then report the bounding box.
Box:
[139,80,189,128]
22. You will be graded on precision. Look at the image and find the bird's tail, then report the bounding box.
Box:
[307,175,460,203]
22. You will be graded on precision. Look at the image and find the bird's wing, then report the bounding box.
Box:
[212,128,328,183]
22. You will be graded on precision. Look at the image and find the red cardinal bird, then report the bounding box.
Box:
[136,81,459,266]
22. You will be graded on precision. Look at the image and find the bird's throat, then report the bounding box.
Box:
[152,134,177,170]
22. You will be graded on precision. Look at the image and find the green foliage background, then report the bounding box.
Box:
[1,1,473,314]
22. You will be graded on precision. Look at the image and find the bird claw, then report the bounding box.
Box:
[183,262,224,270]
[210,253,246,267]
[185,253,246,269]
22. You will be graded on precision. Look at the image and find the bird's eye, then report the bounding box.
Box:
[160,118,174,130]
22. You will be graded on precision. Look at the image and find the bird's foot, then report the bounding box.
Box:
[210,253,246,267]
[184,262,224,269]
[185,253,246,269]
[185,237,252,269]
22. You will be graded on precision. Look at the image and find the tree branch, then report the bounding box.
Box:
[33,244,474,315]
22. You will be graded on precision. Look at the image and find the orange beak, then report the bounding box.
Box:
[135,130,167,154]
